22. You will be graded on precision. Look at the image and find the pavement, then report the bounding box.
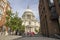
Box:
[0,34,60,40]
[0,35,22,40]
[13,36,60,40]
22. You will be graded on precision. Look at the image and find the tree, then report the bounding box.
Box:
[5,10,13,35]
[10,13,25,35]
[5,11,25,35]
[35,29,39,33]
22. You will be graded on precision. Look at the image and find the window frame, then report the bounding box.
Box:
[0,1,5,8]
[0,7,3,20]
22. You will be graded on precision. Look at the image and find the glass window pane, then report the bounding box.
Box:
[0,1,5,8]
[27,15,31,19]
[0,9,2,20]
[50,0,54,3]
[0,10,1,13]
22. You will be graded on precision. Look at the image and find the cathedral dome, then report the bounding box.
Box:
[22,6,35,20]
[25,9,33,13]
[24,6,33,13]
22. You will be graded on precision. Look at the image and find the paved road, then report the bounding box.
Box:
[0,35,22,40]
[13,37,60,40]
[0,35,60,40]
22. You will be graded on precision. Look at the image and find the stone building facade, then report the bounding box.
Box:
[0,0,11,35]
[22,6,40,34]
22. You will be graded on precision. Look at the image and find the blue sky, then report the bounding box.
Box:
[8,0,39,21]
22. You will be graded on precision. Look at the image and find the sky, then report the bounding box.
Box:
[8,0,39,21]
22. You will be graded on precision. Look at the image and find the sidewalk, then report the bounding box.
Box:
[13,36,60,40]
[0,35,22,40]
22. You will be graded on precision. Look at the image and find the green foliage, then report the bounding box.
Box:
[19,25,25,32]
[5,10,25,32]
[6,10,13,17]
[35,29,39,33]
[5,10,13,27]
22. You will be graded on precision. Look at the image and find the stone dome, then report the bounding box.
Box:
[24,6,33,13]
[22,6,35,20]
[24,9,33,13]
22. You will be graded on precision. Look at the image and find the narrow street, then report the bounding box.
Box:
[0,0,60,40]
[13,37,60,40]
[0,35,60,40]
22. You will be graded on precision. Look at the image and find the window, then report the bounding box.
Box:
[50,7,56,15]
[42,8,45,14]
[0,10,1,15]
[43,7,45,13]
[58,0,60,7]
[48,0,54,7]
[43,7,45,11]
[27,15,31,19]
[0,9,3,15]
[0,10,2,20]
[51,7,56,13]
[0,1,5,7]
[50,7,58,20]
[0,16,2,20]
[0,9,3,20]
[3,0,7,3]
[48,0,55,11]
[29,21,31,25]
[49,0,54,4]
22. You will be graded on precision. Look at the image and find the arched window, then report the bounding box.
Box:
[0,1,5,8]
[27,15,31,19]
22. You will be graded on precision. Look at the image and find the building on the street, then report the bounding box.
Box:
[39,0,60,37]
[0,0,11,35]
[22,6,40,34]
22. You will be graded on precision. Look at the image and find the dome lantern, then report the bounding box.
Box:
[27,5,29,9]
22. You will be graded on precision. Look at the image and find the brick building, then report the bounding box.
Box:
[39,0,60,37]
[0,0,11,35]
